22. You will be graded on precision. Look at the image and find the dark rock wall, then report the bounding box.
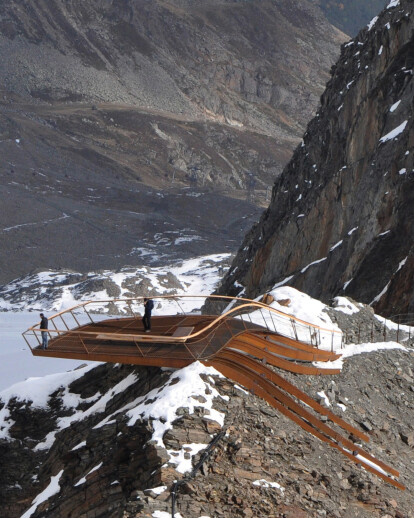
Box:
[217,0,414,316]
[0,364,169,518]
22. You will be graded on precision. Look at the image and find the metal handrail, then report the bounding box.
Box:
[23,295,342,353]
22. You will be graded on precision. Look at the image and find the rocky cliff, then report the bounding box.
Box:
[217,0,414,317]
[1,341,413,518]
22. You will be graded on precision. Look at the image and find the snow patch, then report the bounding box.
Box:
[301,257,327,274]
[75,462,103,487]
[367,16,378,31]
[33,372,139,450]
[314,342,407,371]
[253,479,284,492]
[390,100,401,112]
[317,390,331,407]
[386,0,400,8]
[379,121,408,143]
[333,297,360,315]
[330,240,343,252]
[21,470,64,518]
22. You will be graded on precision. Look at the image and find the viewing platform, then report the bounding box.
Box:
[22,295,405,489]
[23,295,343,371]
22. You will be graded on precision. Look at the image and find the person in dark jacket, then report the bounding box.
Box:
[142,298,154,332]
[40,313,48,349]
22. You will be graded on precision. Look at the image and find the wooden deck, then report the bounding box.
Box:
[31,315,258,367]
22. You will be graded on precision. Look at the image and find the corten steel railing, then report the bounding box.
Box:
[22,295,343,358]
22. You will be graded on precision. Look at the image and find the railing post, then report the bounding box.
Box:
[79,334,89,354]
[239,314,248,331]
[52,318,60,336]
[33,329,41,347]
[175,298,186,315]
[70,310,81,328]
[259,309,268,330]
[84,306,94,324]
[290,319,298,341]
[127,301,137,318]
[396,320,400,344]
[60,314,70,331]
[22,332,34,352]
[268,311,277,333]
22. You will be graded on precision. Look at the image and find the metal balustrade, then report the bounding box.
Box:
[22,294,343,356]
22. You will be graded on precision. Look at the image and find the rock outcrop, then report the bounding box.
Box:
[217,0,414,317]
[1,348,413,518]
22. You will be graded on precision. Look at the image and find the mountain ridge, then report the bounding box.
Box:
[217,0,414,317]
[1,341,413,517]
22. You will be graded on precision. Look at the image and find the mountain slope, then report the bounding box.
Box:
[1,345,413,517]
[217,0,414,317]
[0,0,346,284]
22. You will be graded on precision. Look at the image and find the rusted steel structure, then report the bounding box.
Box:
[23,295,405,490]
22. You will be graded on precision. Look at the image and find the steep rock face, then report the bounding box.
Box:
[218,0,414,317]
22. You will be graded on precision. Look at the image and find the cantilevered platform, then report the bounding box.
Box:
[22,295,405,489]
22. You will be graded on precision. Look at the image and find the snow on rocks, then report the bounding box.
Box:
[252,479,285,492]
[387,0,400,8]
[314,341,407,371]
[379,120,408,143]
[123,362,225,474]
[20,470,64,518]
[0,253,231,313]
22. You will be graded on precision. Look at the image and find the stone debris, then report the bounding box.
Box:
[0,347,413,517]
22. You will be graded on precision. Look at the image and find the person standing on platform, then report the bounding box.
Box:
[40,313,48,349]
[142,298,154,332]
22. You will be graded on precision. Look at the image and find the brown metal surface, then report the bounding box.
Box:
[229,338,341,376]
[254,331,341,359]
[232,332,341,362]
[22,296,404,489]
[215,349,368,442]
[209,358,404,490]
